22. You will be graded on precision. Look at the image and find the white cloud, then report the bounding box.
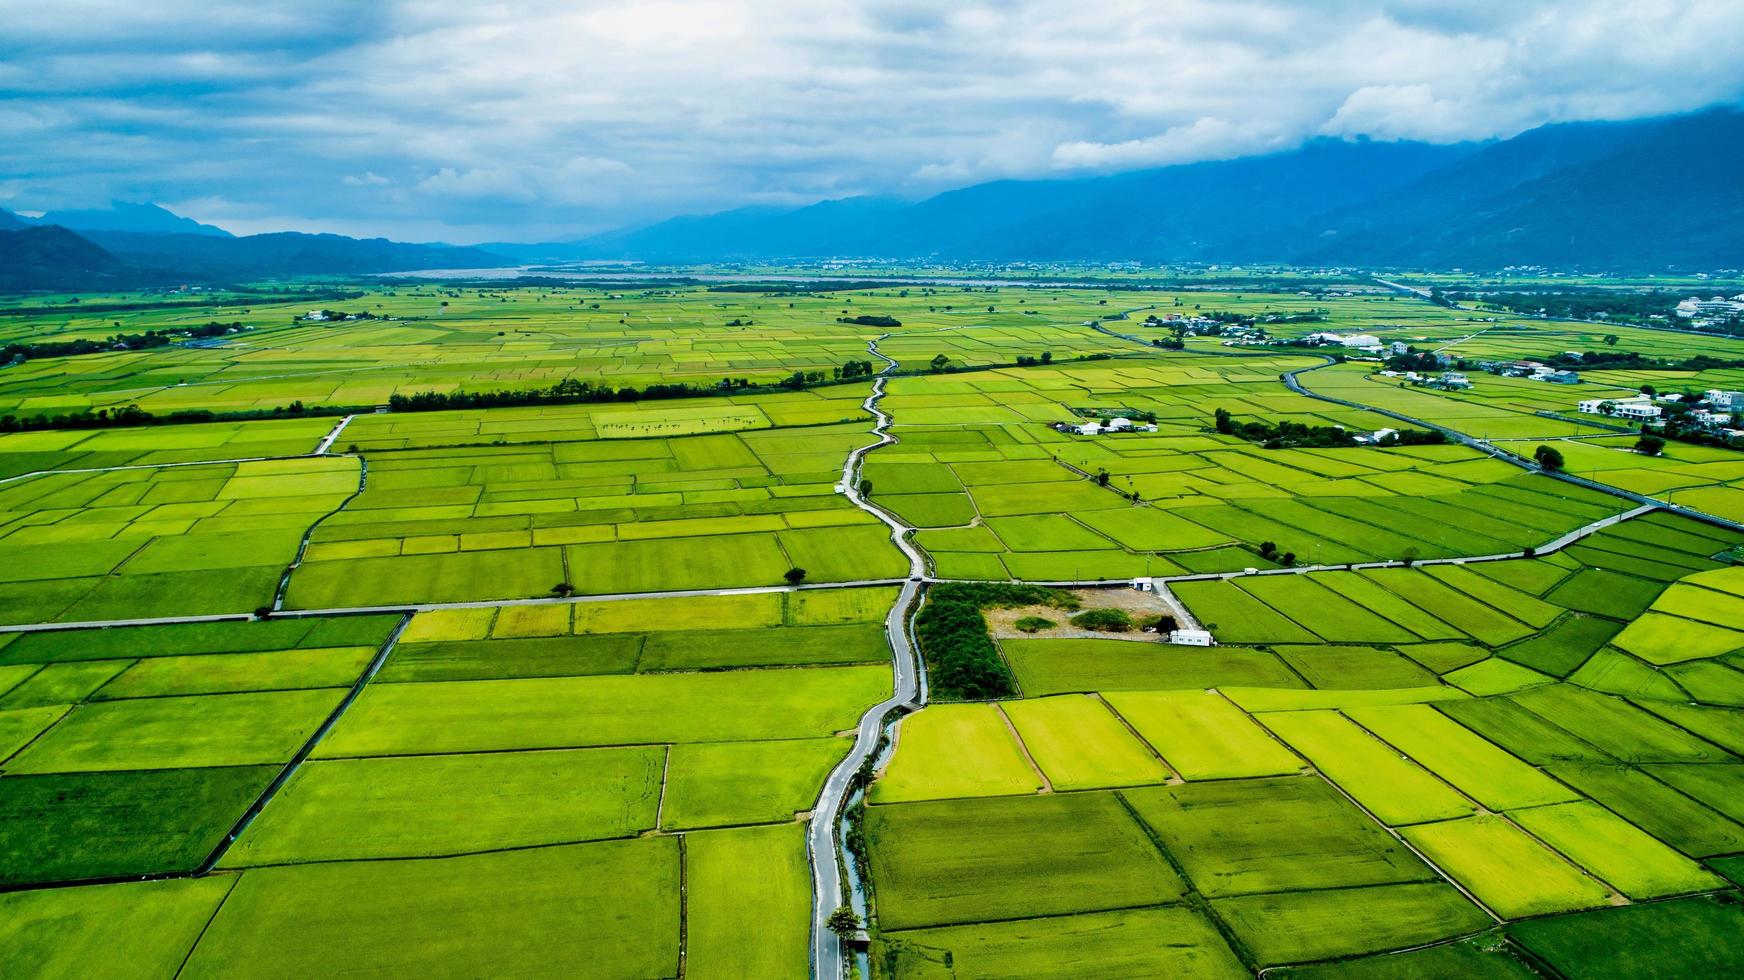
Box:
[1051,118,1294,170]
[1,0,1740,239]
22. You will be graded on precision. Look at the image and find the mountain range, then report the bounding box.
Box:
[3,106,1740,292]
[0,204,510,292]
[527,106,1743,271]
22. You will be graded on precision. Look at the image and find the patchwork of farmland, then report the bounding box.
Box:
[284,422,907,606]
[875,357,1632,581]
[1,588,895,976]
[865,513,1744,975]
[4,276,1744,977]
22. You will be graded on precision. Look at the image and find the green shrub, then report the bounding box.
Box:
[1014,616,1056,633]
[1070,608,1134,632]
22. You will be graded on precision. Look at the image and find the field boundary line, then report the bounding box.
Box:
[1109,789,1259,972]
[1295,763,1505,925]
[0,449,339,488]
[196,612,413,873]
[1094,693,1185,783]
[171,873,243,980]
[272,453,369,611]
[994,702,1054,793]
[676,833,689,979]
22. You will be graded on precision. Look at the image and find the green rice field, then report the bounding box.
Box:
[4,276,1744,977]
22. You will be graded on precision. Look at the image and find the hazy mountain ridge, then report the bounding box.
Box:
[0,226,149,292]
[2,107,1739,291]
[568,108,1744,270]
[27,202,234,238]
[0,211,515,291]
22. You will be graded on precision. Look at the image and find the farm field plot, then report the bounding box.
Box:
[284,421,906,606]
[865,791,1186,930]
[0,590,891,976]
[0,415,333,478]
[0,455,359,624]
[866,513,1744,972]
[0,617,399,882]
[876,356,1622,580]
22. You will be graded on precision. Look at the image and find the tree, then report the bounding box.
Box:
[1635,434,1666,456]
[1534,445,1565,471]
[929,354,949,373]
[858,478,873,498]
[253,606,273,620]
[784,567,808,584]
[1040,351,1052,364]
[1598,400,1617,416]
[1281,552,1297,566]
[1604,334,1620,346]
[1257,541,1278,559]
[1095,469,1110,487]
[826,906,861,938]
[551,582,575,597]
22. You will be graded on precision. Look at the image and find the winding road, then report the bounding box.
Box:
[808,336,927,980]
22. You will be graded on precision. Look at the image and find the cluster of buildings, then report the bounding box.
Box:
[1675,295,1744,326]
[1303,331,1383,351]
[1577,389,1744,429]
[1379,368,1472,390]
[1477,359,1581,384]
[1053,416,1159,436]
[1140,313,1267,343]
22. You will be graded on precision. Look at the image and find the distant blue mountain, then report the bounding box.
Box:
[0,225,142,291]
[29,201,233,238]
[563,107,1744,270]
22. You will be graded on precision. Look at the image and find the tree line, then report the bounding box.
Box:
[1214,407,1446,450]
[3,321,244,364]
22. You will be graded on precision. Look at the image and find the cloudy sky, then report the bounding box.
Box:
[2,0,1742,242]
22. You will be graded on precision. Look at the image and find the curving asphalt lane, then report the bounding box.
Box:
[808,337,927,980]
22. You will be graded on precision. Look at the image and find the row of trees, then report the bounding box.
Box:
[0,399,333,434]
[1213,407,1445,450]
[3,321,242,364]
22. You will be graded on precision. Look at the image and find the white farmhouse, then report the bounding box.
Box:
[1168,628,1214,646]
[1579,395,1660,419]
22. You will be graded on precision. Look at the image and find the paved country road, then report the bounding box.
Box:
[809,337,927,980]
